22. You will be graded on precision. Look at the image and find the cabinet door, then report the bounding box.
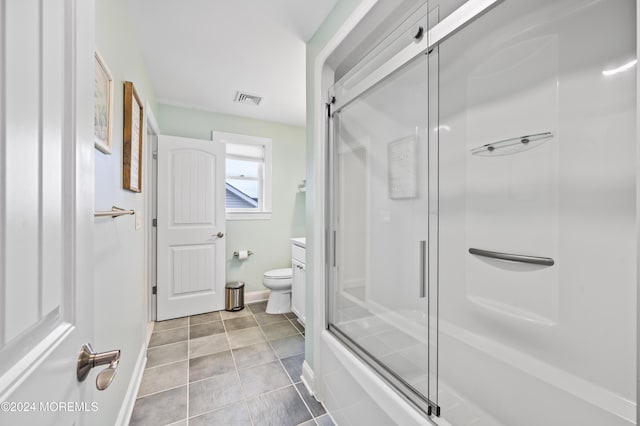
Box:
[298,263,306,325]
[291,259,305,324]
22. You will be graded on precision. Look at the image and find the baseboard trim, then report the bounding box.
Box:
[245,289,270,304]
[145,321,154,346]
[301,360,316,396]
[115,343,147,426]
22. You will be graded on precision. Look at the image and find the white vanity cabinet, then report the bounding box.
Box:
[291,238,306,325]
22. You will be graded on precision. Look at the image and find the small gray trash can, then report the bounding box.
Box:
[225,281,245,312]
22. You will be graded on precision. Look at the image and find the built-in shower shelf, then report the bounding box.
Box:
[470,131,553,156]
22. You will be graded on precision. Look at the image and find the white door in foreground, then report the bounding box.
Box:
[156,135,226,320]
[0,1,97,425]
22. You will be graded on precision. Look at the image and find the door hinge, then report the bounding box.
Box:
[152,152,158,160]
[152,218,157,227]
[152,286,157,295]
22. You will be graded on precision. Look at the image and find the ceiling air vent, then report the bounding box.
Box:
[234,91,262,106]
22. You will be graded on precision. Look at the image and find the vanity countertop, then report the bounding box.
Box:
[291,237,306,248]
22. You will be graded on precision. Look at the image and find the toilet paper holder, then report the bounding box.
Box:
[233,250,254,257]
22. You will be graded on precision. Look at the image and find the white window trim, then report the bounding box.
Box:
[213,131,273,220]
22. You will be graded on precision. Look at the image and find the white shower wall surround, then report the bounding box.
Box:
[317,0,637,425]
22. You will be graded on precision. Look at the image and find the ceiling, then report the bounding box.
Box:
[128,0,339,127]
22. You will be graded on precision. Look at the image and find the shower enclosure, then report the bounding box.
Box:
[323,0,636,425]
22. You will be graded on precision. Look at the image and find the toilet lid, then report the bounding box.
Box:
[264,268,292,279]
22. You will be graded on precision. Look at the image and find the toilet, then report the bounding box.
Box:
[262,268,293,314]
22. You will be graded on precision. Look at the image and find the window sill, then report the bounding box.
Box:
[226,211,272,221]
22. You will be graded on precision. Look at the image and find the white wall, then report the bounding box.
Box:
[94,0,158,423]
[157,103,306,294]
[436,1,636,423]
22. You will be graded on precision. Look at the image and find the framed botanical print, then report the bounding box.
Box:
[94,50,113,154]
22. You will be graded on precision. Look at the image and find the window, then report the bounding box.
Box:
[213,131,272,220]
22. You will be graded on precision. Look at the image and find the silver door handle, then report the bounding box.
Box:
[77,343,120,391]
[213,232,224,238]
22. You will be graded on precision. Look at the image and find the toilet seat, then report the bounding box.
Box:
[264,268,292,279]
[263,268,292,289]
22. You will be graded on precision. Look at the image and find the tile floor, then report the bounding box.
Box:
[129,301,334,426]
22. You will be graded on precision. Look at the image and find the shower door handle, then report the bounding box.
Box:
[419,240,427,298]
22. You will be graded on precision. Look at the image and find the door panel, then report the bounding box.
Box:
[327,24,440,418]
[0,0,95,424]
[157,135,226,320]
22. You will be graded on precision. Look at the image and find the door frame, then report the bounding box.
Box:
[144,103,159,325]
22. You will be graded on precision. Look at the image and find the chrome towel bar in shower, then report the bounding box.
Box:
[469,248,554,266]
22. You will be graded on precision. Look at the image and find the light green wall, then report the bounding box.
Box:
[305,0,367,371]
[94,0,157,424]
[158,103,306,293]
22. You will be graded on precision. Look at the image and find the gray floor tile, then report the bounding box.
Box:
[189,333,229,359]
[190,311,222,325]
[224,315,258,332]
[130,386,187,426]
[284,312,298,320]
[189,401,252,426]
[134,303,321,426]
[297,421,316,426]
[247,385,312,426]
[137,361,188,397]
[189,351,235,382]
[281,353,304,383]
[189,321,225,339]
[271,334,305,359]
[254,311,287,326]
[295,382,326,417]
[148,327,188,348]
[316,414,336,426]
[146,341,188,369]
[154,317,189,332]
[261,320,298,341]
[233,342,278,370]
[228,326,267,349]
[220,308,251,320]
[188,372,243,417]
[248,301,268,313]
[238,360,291,398]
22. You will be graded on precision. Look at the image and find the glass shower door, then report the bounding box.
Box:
[327,10,439,416]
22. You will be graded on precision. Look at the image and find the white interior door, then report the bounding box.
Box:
[157,135,226,320]
[0,1,96,425]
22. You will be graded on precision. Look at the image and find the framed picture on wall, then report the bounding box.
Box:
[388,135,417,199]
[123,81,144,192]
[94,50,113,154]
